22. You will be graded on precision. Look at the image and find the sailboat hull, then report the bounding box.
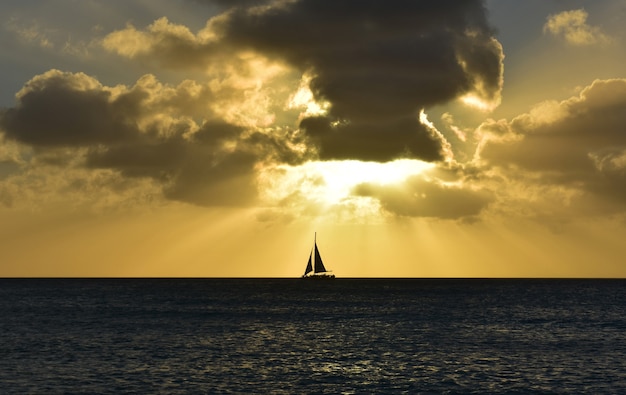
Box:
[301,273,335,280]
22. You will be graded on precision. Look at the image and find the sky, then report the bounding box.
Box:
[1,0,626,277]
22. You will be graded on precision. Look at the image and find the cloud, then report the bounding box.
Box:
[101,17,221,69]
[5,16,96,59]
[1,70,141,146]
[0,159,164,212]
[543,9,611,46]
[0,137,24,165]
[192,0,275,11]
[299,115,447,162]
[441,112,468,142]
[477,78,626,210]
[5,18,54,49]
[353,169,493,220]
[0,70,305,207]
[218,0,504,162]
[1,2,506,214]
[103,0,504,163]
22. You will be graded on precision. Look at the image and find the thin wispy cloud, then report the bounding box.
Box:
[543,9,612,46]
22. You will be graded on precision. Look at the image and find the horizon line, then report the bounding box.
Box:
[2,277,625,280]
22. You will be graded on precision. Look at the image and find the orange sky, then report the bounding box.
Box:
[1,1,626,277]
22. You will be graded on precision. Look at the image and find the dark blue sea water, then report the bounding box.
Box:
[1,279,625,394]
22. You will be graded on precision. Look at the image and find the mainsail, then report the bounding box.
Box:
[314,244,327,273]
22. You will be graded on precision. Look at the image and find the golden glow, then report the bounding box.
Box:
[260,159,435,208]
[3,204,626,277]
[287,73,330,117]
[460,93,497,112]
[4,3,626,279]
[419,110,454,161]
[212,53,289,128]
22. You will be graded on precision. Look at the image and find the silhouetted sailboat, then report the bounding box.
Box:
[302,233,335,279]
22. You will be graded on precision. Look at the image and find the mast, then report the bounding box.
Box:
[313,232,327,273]
[313,232,316,275]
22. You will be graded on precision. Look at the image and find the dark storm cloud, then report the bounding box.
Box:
[218,1,500,108]
[105,0,504,162]
[300,116,443,162]
[212,0,504,162]
[0,71,140,146]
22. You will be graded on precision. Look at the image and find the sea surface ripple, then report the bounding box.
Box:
[1,279,625,394]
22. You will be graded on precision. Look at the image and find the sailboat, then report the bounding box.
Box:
[302,233,335,279]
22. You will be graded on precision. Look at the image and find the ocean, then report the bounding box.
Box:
[1,279,625,394]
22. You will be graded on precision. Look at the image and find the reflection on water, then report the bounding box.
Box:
[1,279,625,393]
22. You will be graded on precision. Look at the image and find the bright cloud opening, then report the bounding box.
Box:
[260,159,435,209]
[460,93,498,112]
[287,73,330,118]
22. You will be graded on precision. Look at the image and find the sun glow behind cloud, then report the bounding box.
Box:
[460,93,498,112]
[260,159,435,210]
[287,73,330,117]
